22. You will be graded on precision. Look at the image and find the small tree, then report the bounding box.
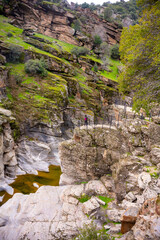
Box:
[71,47,89,62]
[8,44,24,63]
[73,19,81,36]
[81,2,89,8]
[93,64,98,72]
[93,35,102,49]
[111,44,120,59]
[104,7,112,21]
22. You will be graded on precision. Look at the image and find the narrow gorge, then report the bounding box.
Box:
[0,0,160,239]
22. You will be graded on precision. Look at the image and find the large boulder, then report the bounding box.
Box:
[132,197,160,240]
[0,184,90,240]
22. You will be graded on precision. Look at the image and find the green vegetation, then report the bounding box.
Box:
[35,33,78,53]
[93,64,98,72]
[93,35,102,48]
[111,45,120,60]
[79,0,140,26]
[0,14,121,125]
[71,47,89,58]
[78,194,91,203]
[100,58,122,82]
[72,19,81,35]
[104,7,112,22]
[150,172,159,179]
[74,222,114,240]
[119,0,160,112]
[98,196,114,209]
[81,55,103,64]
[25,58,48,77]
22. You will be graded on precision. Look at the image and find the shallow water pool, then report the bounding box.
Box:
[0,165,61,206]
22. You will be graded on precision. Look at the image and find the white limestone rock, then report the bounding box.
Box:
[151,147,160,165]
[0,185,89,240]
[138,172,151,189]
[0,108,12,117]
[106,209,125,222]
[82,196,100,215]
[85,180,107,195]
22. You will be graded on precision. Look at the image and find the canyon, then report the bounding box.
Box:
[0,0,160,239]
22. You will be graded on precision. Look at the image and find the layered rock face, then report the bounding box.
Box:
[0,108,17,193]
[60,119,160,188]
[2,0,121,47]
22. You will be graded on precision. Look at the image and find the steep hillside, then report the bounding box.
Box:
[0,0,121,46]
[0,13,121,127]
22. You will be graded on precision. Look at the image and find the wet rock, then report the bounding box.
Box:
[17,139,51,174]
[0,214,8,227]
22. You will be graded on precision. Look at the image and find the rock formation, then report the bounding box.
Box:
[0,1,159,239]
[0,108,17,194]
[0,118,160,239]
[2,0,121,47]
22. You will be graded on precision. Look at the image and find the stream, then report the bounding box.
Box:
[0,165,62,206]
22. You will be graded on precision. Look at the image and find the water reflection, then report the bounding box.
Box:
[0,165,61,206]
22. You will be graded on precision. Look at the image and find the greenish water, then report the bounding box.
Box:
[0,165,61,206]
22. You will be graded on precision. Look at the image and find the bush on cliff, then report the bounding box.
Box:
[71,47,89,57]
[8,44,24,63]
[24,58,48,77]
[111,44,120,60]
[93,35,102,48]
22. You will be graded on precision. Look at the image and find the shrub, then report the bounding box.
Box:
[8,44,24,63]
[72,19,81,35]
[110,44,120,59]
[100,42,110,56]
[74,222,113,240]
[7,32,13,37]
[81,2,89,8]
[93,64,98,72]
[71,47,89,57]
[93,35,102,47]
[104,7,112,21]
[14,73,23,85]
[24,58,48,77]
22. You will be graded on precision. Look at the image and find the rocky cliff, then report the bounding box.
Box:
[0,5,121,185]
[1,0,121,47]
[0,118,160,239]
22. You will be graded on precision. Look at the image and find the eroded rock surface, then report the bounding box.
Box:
[0,109,17,190]
[0,180,112,240]
[2,0,121,47]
